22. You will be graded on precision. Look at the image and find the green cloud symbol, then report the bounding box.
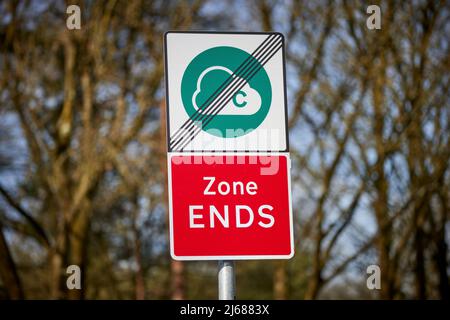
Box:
[192,66,262,116]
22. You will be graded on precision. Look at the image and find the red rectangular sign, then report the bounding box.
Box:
[168,153,294,260]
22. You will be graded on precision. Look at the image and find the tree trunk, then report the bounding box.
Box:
[304,236,323,300]
[435,193,449,300]
[434,228,450,300]
[50,207,66,299]
[0,221,24,299]
[274,260,287,299]
[304,269,322,300]
[372,46,393,300]
[132,195,146,300]
[66,207,90,300]
[134,234,146,300]
[414,226,426,299]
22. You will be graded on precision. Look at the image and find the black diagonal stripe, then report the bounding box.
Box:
[175,40,283,151]
[170,34,278,146]
[170,35,282,150]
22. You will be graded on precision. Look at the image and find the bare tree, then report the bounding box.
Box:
[0,0,206,299]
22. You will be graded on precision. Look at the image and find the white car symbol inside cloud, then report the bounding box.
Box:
[192,66,262,116]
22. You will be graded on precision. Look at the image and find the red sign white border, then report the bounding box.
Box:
[167,152,294,261]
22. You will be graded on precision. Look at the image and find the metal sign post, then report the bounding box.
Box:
[218,260,236,300]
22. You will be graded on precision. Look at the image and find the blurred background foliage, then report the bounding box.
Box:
[0,0,448,299]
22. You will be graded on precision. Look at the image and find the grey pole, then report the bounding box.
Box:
[218,260,236,300]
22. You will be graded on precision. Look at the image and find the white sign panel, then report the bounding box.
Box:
[164,32,289,152]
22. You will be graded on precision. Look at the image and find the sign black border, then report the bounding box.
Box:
[163,31,290,153]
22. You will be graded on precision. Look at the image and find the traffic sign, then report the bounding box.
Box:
[164,31,289,152]
[168,153,294,260]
